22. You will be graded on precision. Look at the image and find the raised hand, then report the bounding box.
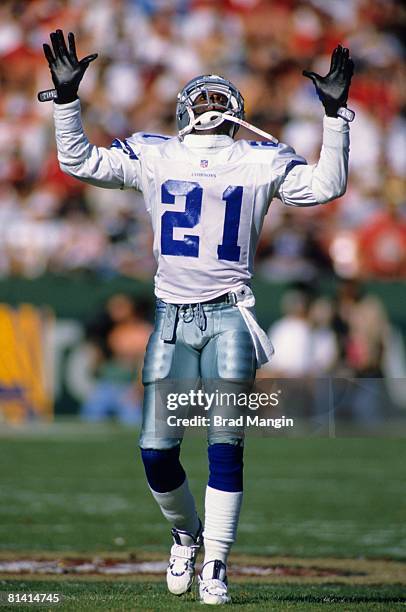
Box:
[303,45,354,118]
[42,29,98,104]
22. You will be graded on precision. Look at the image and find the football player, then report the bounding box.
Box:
[42,29,353,605]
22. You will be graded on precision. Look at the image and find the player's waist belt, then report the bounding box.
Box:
[160,286,274,367]
[200,292,237,305]
[160,297,229,341]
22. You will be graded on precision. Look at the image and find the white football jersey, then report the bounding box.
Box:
[54,101,349,303]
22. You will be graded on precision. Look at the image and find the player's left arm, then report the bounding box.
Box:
[275,45,354,206]
[42,29,142,191]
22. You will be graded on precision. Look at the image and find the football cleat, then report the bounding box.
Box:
[199,559,230,605]
[166,520,203,596]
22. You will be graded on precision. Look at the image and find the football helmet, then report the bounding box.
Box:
[176,74,245,138]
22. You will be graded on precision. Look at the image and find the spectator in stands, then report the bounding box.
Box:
[333,280,391,425]
[265,286,314,377]
[357,178,406,279]
[81,293,152,424]
[308,297,339,375]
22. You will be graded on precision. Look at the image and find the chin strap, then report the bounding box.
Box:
[178,110,279,144]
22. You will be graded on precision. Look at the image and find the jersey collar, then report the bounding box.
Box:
[182,134,234,149]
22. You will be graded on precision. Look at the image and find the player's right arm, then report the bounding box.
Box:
[53,100,142,190]
[44,29,141,190]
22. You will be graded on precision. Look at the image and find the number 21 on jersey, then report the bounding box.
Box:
[160,179,243,262]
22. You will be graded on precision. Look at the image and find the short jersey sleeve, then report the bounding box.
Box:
[118,132,172,191]
[271,142,308,189]
[108,136,143,190]
[271,142,323,207]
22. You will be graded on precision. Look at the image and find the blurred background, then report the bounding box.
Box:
[0,0,405,425]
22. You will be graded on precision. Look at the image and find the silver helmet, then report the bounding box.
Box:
[176,74,245,138]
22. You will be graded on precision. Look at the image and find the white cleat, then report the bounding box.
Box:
[166,520,203,596]
[199,560,230,605]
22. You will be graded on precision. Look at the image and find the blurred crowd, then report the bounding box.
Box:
[79,282,405,426]
[0,0,405,280]
[263,279,406,422]
[81,293,152,424]
[264,280,394,379]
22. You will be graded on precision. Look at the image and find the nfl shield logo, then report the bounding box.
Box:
[200,159,208,168]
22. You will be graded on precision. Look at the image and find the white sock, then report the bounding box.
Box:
[203,485,243,568]
[149,478,200,537]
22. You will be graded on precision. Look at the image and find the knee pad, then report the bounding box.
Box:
[208,443,244,492]
[140,446,185,493]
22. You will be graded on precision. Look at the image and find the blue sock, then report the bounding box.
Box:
[208,443,243,492]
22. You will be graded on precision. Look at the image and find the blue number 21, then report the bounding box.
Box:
[161,180,243,262]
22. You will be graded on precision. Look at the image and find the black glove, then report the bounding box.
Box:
[303,45,354,118]
[43,29,97,104]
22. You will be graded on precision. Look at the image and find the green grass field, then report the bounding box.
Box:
[0,420,405,610]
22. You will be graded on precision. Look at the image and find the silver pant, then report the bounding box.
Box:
[139,300,256,449]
